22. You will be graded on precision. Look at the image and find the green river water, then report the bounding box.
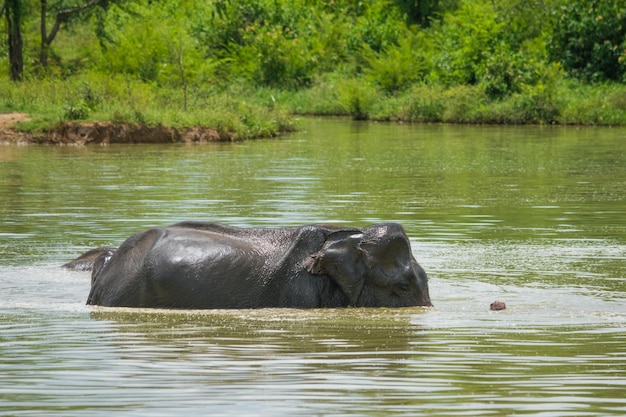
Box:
[1,118,625,416]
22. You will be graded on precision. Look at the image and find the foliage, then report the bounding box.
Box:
[558,81,626,125]
[428,1,503,86]
[478,38,556,100]
[393,0,459,27]
[190,0,408,89]
[363,31,431,93]
[337,78,377,120]
[233,22,316,89]
[2,0,626,131]
[491,0,559,49]
[551,0,626,82]
[402,84,447,122]
[63,102,90,120]
[0,73,295,138]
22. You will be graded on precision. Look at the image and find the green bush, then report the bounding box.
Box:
[479,44,534,99]
[235,24,315,89]
[429,1,502,86]
[63,102,90,120]
[442,85,486,123]
[551,0,626,82]
[364,31,430,93]
[404,85,446,122]
[266,74,345,116]
[337,78,378,120]
[558,82,626,125]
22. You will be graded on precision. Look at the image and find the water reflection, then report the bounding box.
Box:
[1,119,625,415]
[2,121,625,251]
[89,308,428,353]
[2,306,624,416]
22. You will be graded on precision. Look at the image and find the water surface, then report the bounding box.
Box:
[1,119,625,416]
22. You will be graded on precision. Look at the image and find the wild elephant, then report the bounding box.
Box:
[74,221,432,309]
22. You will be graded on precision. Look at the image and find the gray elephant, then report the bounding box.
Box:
[63,247,116,271]
[71,221,432,309]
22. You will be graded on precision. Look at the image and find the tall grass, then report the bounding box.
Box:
[277,75,626,126]
[3,72,626,136]
[0,73,296,139]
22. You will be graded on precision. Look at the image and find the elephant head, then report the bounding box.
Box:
[305,223,432,307]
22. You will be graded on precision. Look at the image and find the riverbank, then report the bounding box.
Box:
[0,76,297,144]
[3,0,626,142]
[0,120,227,146]
[0,113,31,144]
[268,79,626,126]
[3,74,626,146]
[0,115,236,145]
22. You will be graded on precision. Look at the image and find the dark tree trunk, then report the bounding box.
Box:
[40,0,49,68]
[5,0,24,81]
[39,0,109,68]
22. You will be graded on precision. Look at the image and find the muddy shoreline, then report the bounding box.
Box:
[0,113,237,145]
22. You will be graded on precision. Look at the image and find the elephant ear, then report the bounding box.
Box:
[304,230,367,306]
[360,223,412,283]
[91,248,116,285]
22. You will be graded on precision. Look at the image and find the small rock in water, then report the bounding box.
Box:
[490,300,506,311]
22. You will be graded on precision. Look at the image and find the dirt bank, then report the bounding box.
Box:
[0,113,236,145]
[41,122,232,144]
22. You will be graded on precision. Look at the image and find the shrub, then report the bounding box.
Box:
[551,0,626,82]
[235,23,316,89]
[442,85,486,123]
[404,85,446,122]
[508,87,559,124]
[63,102,90,120]
[269,74,345,115]
[428,1,502,86]
[479,43,535,99]
[364,31,430,94]
[558,82,626,125]
[337,78,378,120]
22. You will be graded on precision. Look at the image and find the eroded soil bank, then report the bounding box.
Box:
[0,114,235,145]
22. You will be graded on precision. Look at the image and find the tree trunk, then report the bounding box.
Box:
[39,0,108,69]
[5,0,24,81]
[40,0,49,68]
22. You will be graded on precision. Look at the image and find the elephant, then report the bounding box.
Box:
[63,247,116,271]
[75,221,432,309]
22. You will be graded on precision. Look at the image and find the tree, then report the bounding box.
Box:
[551,0,626,82]
[394,0,458,27]
[1,0,129,79]
[4,0,24,81]
[39,0,116,69]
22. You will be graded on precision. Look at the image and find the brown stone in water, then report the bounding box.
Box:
[490,300,506,311]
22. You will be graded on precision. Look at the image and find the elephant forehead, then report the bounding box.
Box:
[363,223,408,241]
[365,226,388,239]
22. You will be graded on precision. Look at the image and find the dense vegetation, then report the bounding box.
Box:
[2,0,626,137]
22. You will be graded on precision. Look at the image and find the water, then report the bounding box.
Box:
[1,119,625,416]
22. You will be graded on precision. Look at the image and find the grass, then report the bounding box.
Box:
[2,72,626,141]
[0,73,297,140]
[263,71,626,126]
